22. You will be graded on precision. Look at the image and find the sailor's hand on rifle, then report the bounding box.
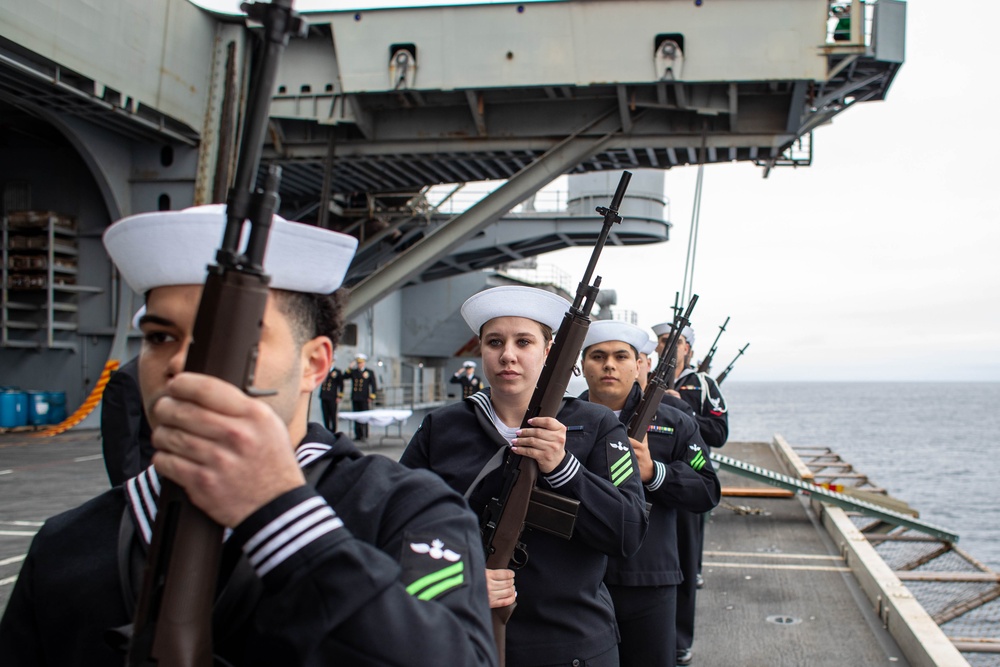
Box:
[486,568,516,608]
[511,416,567,474]
[629,435,655,483]
[665,388,681,399]
[149,372,307,527]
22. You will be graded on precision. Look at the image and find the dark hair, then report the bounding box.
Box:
[273,287,349,348]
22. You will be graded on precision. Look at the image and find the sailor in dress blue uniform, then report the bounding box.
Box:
[345,353,377,441]
[401,285,648,667]
[578,320,720,667]
[450,360,486,399]
[651,320,729,665]
[0,206,495,666]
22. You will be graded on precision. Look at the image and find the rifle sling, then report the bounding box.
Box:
[466,396,579,539]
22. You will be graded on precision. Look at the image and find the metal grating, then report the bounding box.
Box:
[797,446,1000,665]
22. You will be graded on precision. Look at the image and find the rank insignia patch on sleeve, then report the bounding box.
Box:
[401,536,468,601]
[607,440,635,487]
[687,443,707,471]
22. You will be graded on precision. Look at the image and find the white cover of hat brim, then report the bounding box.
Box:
[461,285,569,334]
[651,321,673,337]
[582,320,650,354]
[650,321,694,346]
[640,338,656,356]
[103,205,358,294]
[355,353,368,361]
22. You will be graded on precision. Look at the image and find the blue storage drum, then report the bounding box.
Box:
[47,391,67,425]
[26,391,50,426]
[0,390,28,428]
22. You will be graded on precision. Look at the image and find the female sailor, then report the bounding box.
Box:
[401,285,648,667]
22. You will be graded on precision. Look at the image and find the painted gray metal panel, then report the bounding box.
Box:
[320,0,829,93]
[0,0,217,131]
[873,0,906,64]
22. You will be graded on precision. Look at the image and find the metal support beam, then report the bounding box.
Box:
[344,117,619,319]
[465,90,487,137]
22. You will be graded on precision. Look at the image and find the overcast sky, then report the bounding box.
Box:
[545,1,1000,382]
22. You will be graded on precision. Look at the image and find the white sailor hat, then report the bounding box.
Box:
[651,321,695,347]
[355,353,368,361]
[461,285,568,335]
[462,360,476,368]
[582,320,650,355]
[103,204,358,295]
[640,338,656,356]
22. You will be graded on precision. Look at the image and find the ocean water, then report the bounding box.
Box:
[720,381,1000,571]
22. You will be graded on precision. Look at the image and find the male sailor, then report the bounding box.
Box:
[450,360,485,399]
[578,320,720,667]
[345,352,377,441]
[0,205,495,666]
[651,319,729,665]
[318,357,344,432]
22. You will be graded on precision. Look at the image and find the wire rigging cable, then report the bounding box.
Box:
[680,134,707,307]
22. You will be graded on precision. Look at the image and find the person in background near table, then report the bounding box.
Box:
[578,320,720,667]
[651,320,729,666]
[450,360,485,399]
[0,204,495,666]
[346,353,378,441]
[401,285,648,667]
[319,355,343,433]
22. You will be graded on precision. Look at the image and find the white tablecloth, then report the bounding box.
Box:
[337,409,412,427]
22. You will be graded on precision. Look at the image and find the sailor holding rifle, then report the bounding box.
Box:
[578,320,720,667]
[651,320,729,666]
[0,206,496,666]
[401,285,648,667]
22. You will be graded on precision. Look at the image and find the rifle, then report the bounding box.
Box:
[480,170,632,665]
[127,3,306,665]
[716,342,749,385]
[697,316,729,374]
[626,295,697,439]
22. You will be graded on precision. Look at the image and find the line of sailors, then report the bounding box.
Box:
[0,205,730,667]
[404,285,729,667]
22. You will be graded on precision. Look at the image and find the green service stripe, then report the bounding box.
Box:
[406,561,464,598]
[610,452,631,474]
[690,452,706,471]
[416,573,465,601]
[612,463,634,487]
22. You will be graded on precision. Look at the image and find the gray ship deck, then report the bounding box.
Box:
[1,430,994,666]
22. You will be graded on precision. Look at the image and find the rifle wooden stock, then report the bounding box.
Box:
[481,171,631,665]
[127,2,304,665]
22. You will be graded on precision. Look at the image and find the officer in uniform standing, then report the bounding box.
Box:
[0,205,495,666]
[319,357,343,432]
[450,360,485,399]
[579,321,720,667]
[651,320,729,666]
[401,285,648,667]
[346,353,377,441]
